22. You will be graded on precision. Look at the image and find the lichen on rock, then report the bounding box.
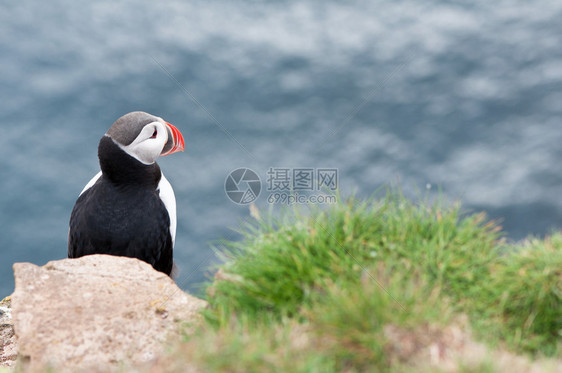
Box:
[0,295,17,370]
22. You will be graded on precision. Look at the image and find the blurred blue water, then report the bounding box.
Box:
[1,1,561,298]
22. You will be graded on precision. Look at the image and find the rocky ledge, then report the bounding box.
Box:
[0,296,16,369]
[0,255,207,372]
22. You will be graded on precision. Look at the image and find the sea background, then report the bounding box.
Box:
[1,1,561,297]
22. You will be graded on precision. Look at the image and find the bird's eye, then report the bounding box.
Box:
[150,129,157,138]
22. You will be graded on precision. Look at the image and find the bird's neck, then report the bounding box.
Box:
[98,136,161,189]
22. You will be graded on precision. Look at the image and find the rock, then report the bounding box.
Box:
[11,255,207,372]
[0,296,17,369]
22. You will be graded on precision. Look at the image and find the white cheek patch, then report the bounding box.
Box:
[115,122,169,165]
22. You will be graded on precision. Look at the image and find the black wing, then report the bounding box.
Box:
[68,179,173,275]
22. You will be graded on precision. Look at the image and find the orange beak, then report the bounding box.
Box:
[161,122,185,156]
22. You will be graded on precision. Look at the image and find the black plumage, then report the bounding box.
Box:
[68,135,173,275]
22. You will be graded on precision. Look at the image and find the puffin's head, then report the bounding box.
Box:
[105,111,185,165]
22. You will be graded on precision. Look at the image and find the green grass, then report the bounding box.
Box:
[474,234,562,355]
[176,190,561,372]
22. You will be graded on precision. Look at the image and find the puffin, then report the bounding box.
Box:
[68,111,185,276]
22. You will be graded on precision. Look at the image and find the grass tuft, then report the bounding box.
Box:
[473,234,562,355]
[206,192,500,324]
[176,190,562,372]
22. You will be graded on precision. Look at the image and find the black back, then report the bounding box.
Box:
[68,136,173,275]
